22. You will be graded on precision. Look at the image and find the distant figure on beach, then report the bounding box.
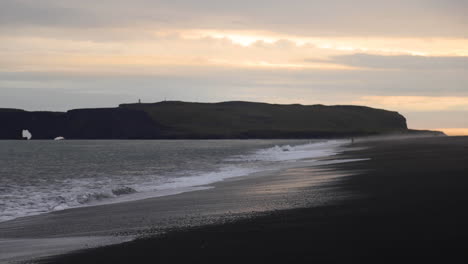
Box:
[351,137,355,144]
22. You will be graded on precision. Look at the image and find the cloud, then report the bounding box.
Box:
[1,0,467,37]
[2,65,467,111]
[331,53,468,69]
[353,96,468,111]
[0,33,354,73]
[403,111,468,128]
[0,0,94,27]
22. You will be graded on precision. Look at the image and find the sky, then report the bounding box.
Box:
[1,0,467,135]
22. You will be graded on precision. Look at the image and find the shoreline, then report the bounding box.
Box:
[0,142,357,263]
[38,136,468,263]
[0,139,344,224]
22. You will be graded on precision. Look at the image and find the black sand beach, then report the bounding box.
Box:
[0,141,353,262]
[37,136,468,263]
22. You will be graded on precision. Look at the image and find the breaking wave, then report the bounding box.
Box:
[0,139,350,222]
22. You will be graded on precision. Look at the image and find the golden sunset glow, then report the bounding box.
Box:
[0,0,467,131]
[186,30,468,56]
[354,96,468,112]
[436,128,468,136]
[2,30,468,74]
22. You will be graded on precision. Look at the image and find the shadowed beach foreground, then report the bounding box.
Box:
[39,136,468,263]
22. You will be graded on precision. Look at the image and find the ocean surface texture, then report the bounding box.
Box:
[0,140,346,222]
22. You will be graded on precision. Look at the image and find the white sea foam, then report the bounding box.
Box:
[229,140,345,162]
[0,139,354,223]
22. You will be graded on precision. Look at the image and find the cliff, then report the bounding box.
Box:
[0,101,417,139]
[0,108,160,139]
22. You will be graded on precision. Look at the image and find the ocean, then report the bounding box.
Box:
[0,139,347,222]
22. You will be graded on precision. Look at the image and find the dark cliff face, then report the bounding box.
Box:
[0,110,66,139]
[64,108,162,139]
[0,108,161,139]
[1,101,409,140]
[120,101,409,139]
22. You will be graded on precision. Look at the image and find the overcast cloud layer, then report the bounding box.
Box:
[0,0,467,132]
[1,0,467,37]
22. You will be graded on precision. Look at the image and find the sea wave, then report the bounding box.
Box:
[0,140,349,222]
[228,140,344,162]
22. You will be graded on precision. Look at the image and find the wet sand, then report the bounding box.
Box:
[38,136,468,263]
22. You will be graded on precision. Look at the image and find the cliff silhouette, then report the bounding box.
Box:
[0,101,443,139]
